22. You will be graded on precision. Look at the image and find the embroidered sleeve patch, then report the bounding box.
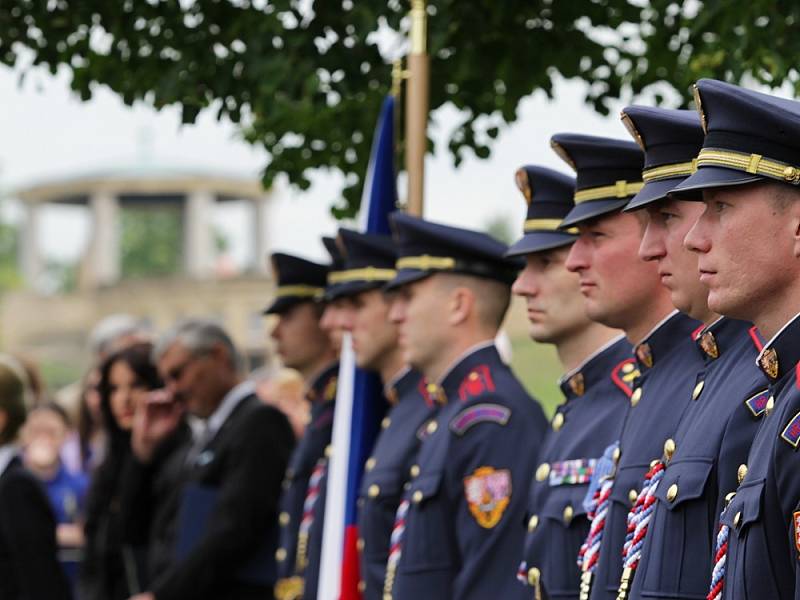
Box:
[744,389,771,417]
[549,458,597,486]
[794,511,800,554]
[611,359,639,398]
[463,466,511,528]
[458,365,496,401]
[780,410,800,448]
[449,403,511,435]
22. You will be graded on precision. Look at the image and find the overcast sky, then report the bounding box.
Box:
[1,61,646,267]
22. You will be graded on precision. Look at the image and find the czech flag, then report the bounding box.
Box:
[317,95,397,600]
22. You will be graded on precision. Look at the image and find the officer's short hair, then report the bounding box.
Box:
[768,181,800,212]
[154,318,241,371]
[0,355,28,445]
[436,273,511,331]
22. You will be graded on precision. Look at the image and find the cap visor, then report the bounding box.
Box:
[326,280,383,301]
[506,232,576,257]
[624,178,688,211]
[384,269,431,292]
[263,296,308,315]
[559,198,630,229]
[669,166,764,198]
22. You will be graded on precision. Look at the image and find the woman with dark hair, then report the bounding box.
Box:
[79,342,162,600]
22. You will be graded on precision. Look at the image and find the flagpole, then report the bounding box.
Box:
[405,0,429,217]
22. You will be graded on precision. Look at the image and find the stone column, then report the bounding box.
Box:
[252,194,270,273]
[20,202,43,289]
[184,190,215,278]
[89,192,120,286]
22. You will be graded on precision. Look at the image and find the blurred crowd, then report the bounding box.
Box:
[0,314,306,600]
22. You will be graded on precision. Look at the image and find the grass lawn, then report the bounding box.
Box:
[509,336,564,418]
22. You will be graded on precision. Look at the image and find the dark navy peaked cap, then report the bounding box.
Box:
[326,229,397,300]
[673,78,800,195]
[264,253,329,315]
[322,235,348,300]
[506,165,578,257]
[621,106,705,210]
[552,133,645,228]
[386,212,521,290]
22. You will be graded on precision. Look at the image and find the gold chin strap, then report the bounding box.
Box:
[573,180,644,204]
[642,159,698,183]
[396,255,456,271]
[274,285,324,298]
[523,218,578,234]
[696,148,800,184]
[328,267,397,284]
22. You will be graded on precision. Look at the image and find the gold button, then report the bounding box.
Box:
[535,463,550,482]
[357,538,365,552]
[737,463,748,484]
[325,444,333,458]
[552,412,565,431]
[734,511,742,528]
[666,483,678,502]
[382,416,391,429]
[628,489,639,504]
[528,566,541,586]
[279,511,290,526]
[563,504,574,525]
[426,420,438,434]
[765,396,775,415]
[412,490,423,503]
[358,581,366,593]
[663,438,676,461]
[276,547,287,562]
[469,372,479,380]
[612,447,621,463]
[365,457,376,471]
[409,464,420,478]
[692,380,705,400]
[631,387,642,407]
[368,484,380,498]
[622,362,635,373]
[528,514,539,532]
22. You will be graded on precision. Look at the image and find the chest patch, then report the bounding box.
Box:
[458,365,496,401]
[449,403,511,435]
[781,410,800,448]
[549,458,597,486]
[463,466,511,528]
[744,389,771,418]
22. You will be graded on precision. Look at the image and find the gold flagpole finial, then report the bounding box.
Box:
[391,59,405,97]
[410,0,427,55]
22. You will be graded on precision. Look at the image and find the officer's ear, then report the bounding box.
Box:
[446,284,476,327]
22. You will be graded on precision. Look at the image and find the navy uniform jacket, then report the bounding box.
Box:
[628,318,765,600]
[357,369,438,600]
[389,342,549,600]
[720,314,800,600]
[519,336,636,599]
[589,311,704,600]
[275,363,338,587]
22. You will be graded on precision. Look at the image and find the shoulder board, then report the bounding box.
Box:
[744,389,771,418]
[458,365,496,402]
[611,358,639,398]
[323,376,338,402]
[781,410,800,449]
[449,402,510,436]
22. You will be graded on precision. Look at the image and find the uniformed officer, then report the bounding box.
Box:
[674,79,800,600]
[617,105,766,600]
[267,253,339,600]
[383,213,549,600]
[329,228,439,600]
[554,133,705,600]
[508,165,636,600]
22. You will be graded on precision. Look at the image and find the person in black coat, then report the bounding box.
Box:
[128,319,295,600]
[0,354,72,600]
[80,342,163,600]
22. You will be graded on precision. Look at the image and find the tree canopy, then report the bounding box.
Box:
[2,1,796,216]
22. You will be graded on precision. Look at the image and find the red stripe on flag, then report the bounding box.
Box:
[340,524,363,600]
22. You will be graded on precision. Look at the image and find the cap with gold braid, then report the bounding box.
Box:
[263,253,329,315]
[672,78,800,195]
[619,106,705,211]
[506,165,578,257]
[326,228,397,300]
[386,212,521,290]
[551,133,644,228]
[322,236,348,301]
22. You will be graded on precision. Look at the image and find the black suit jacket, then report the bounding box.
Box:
[153,394,294,600]
[0,457,72,600]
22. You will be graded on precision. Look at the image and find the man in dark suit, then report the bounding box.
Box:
[128,320,294,600]
[0,354,72,600]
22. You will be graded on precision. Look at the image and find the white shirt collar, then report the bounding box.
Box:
[756,312,800,364]
[0,445,18,477]
[206,380,255,439]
